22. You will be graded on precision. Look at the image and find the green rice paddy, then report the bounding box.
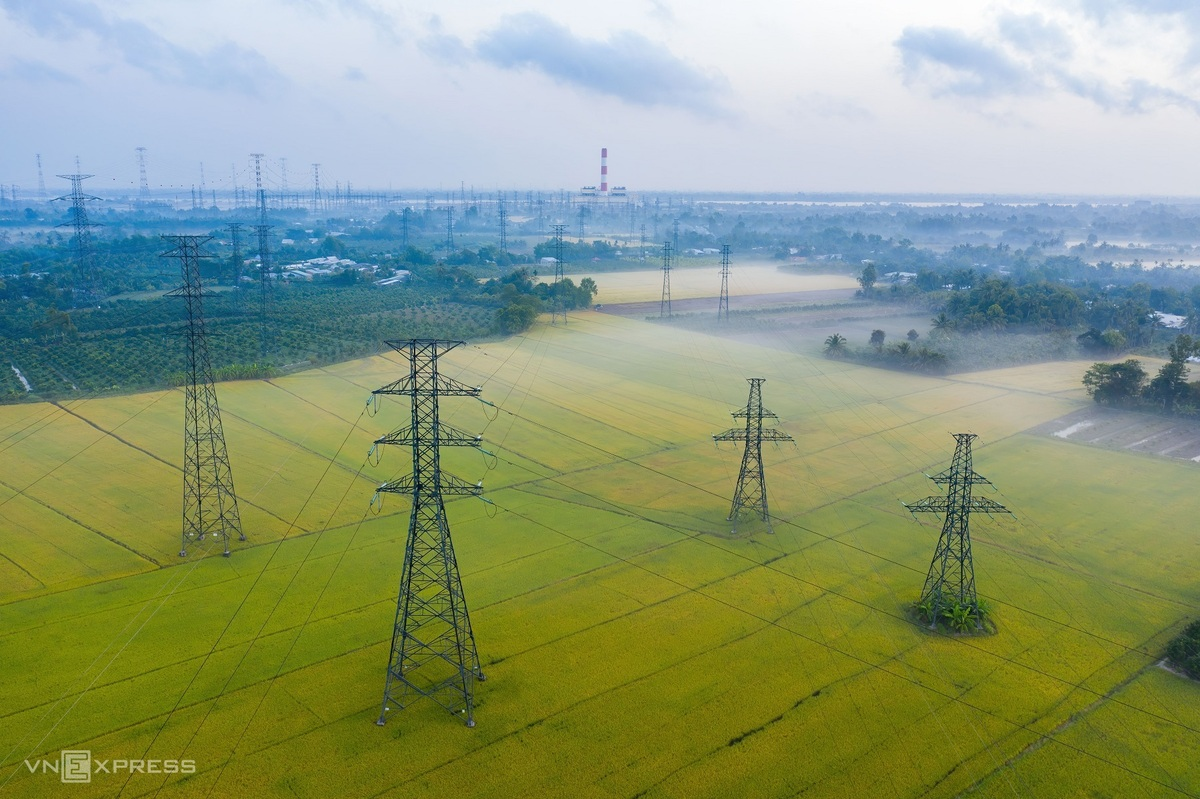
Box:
[1,297,1198,797]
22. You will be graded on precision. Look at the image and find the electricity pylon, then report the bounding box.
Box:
[498,200,508,254]
[54,173,101,291]
[660,242,673,318]
[373,340,488,728]
[226,222,244,292]
[718,244,731,321]
[253,223,274,357]
[904,433,1011,629]
[713,378,793,532]
[164,236,244,557]
[551,224,567,325]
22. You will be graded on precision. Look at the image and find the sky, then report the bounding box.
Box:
[4,0,1200,197]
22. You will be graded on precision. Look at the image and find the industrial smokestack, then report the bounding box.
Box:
[600,147,608,196]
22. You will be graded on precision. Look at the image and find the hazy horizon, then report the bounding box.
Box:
[5,0,1200,197]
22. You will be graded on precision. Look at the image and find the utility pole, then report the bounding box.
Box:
[713,378,793,532]
[718,244,731,321]
[54,173,101,292]
[660,242,673,318]
[372,339,489,728]
[164,235,245,558]
[904,433,1011,630]
[551,224,567,325]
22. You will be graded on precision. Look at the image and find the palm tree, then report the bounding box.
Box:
[930,312,953,339]
[823,333,848,358]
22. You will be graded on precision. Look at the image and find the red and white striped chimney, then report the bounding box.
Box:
[600,147,608,195]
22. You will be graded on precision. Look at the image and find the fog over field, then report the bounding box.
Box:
[4,1,1200,797]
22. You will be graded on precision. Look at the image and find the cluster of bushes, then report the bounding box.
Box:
[823,330,948,374]
[1166,619,1200,680]
[482,268,597,334]
[1083,334,1200,414]
[915,596,992,633]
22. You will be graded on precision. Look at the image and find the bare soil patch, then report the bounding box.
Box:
[1030,405,1200,463]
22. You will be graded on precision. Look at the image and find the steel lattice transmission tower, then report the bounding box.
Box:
[372,339,488,728]
[713,378,793,532]
[551,224,567,325]
[136,146,150,201]
[904,433,1011,627]
[254,223,274,357]
[54,173,101,290]
[660,242,673,318]
[226,222,244,286]
[498,200,508,254]
[718,244,731,321]
[164,236,245,557]
[445,207,455,251]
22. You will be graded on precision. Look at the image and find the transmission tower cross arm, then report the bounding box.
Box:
[926,468,995,487]
[372,374,483,398]
[374,424,483,448]
[731,407,781,421]
[376,473,484,497]
[903,496,952,516]
[713,428,794,443]
[904,494,1011,518]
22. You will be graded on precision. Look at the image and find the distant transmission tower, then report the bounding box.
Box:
[577,205,586,241]
[227,222,244,289]
[254,223,274,357]
[401,207,411,249]
[372,339,488,728]
[54,173,101,290]
[551,224,567,325]
[250,153,267,222]
[36,154,46,199]
[498,200,508,254]
[136,146,149,201]
[660,242,673,318]
[279,157,289,208]
[639,223,646,260]
[904,433,1011,628]
[199,162,207,205]
[311,163,322,213]
[718,244,731,321]
[445,207,455,251]
[164,235,245,557]
[672,218,680,254]
[713,378,793,532]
